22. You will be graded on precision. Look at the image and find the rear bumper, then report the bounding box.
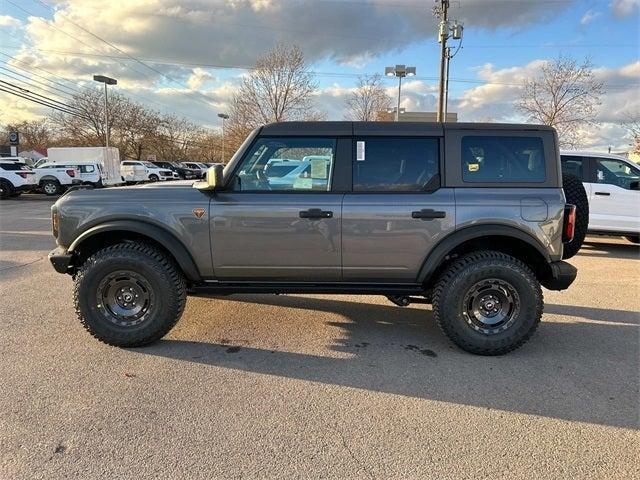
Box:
[541,261,577,291]
[48,247,73,274]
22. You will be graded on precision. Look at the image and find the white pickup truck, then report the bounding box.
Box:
[33,163,81,195]
[561,151,640,243]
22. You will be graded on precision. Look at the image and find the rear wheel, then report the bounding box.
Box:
[432,251,543,356]
[0,179,14,199]
[41,179,61,196]
[562,173,589,259]
[74,242,187,347]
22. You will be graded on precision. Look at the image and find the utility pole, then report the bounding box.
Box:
[436,0,449,123]
[435,1,463,122]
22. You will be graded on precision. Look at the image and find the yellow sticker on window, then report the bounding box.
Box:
[468,163,479,172]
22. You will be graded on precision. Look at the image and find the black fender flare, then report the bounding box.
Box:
[417,224,552,283]
[69,220,201,281]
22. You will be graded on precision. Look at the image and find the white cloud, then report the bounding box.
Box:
[453,59,640,150]
[0,15,21,28]
[580,9,602,25]
[610,0,640,17]
[187,68,216,90]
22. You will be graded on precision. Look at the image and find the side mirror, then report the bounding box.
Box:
[194,164,224,191]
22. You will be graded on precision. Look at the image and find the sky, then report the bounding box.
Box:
[0,0,638,151]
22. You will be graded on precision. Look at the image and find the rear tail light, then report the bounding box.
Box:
[66,169,76,177]
[563,204,576,243]
[52,211,59,237]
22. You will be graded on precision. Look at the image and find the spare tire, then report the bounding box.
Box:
[562,173,589,259]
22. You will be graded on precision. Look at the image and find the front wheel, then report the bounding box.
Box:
[74,243,187,347]
[0,179,14,199]
[149,174,159,182]
[432,251,543,356]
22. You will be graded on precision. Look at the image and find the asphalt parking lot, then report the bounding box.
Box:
[1,195,638,479]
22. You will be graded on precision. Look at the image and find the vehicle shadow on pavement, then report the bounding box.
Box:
[579,240,640,260]
[139,294,639,430]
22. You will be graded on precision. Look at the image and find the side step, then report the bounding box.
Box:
[190,281,426,296]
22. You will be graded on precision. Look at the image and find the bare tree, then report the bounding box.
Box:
[621,110,640,153]
[227,44,319,147]
[344,74,392,121]
[516,56,604,148]
[3,119,53,151]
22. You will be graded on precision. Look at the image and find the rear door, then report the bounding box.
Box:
[589,157,640,232]
[210,136,347,281]
[342,135,455,281]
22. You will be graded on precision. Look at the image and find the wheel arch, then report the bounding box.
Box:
[419,225,552,288]
[69,220,202,281]
[39,175,60,183]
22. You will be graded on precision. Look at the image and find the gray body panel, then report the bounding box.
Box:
[210,192,342,280]
[55,181,214,277]
[342,190,456,281]
[453,188,566,262]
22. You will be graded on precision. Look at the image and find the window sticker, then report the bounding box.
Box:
[293,177,313,189]
[310,159,327,179]
[356,141,365,161]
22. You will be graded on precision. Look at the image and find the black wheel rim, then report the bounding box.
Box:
[462,278,520,335]
[97,270,155,327]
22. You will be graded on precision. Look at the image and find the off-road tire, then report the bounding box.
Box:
[562,173,589,259]
[432,251,543,356]
[149,174,159,182]
[74,242,187,347]
[0,179,14,199]
[41,179,61,196]
[625,235,640,244]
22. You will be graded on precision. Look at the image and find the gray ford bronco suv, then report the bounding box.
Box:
[49,122,586,355]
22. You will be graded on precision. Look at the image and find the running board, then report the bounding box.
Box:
[190,281,426,296]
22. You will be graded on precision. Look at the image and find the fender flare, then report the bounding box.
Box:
[38,175,61,183]
[69,220,202,281]
[417,224,551,283]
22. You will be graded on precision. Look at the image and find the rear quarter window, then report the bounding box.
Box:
[462,136,546,183]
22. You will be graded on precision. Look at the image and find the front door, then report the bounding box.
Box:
[342,136,455,281]
[588,157,640,232]
[211,136,343,281]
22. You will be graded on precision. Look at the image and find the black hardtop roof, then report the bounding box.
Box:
[259,121,555,136]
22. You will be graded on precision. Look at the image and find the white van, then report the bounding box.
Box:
[47,147,122,186]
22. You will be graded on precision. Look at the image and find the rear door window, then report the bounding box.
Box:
[561,155,587,181]
[595,158,640,190]
[353,138,439,191]
[462,136,545,183]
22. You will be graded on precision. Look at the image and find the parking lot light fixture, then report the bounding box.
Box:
[384,65,416,121]
[218,113,229,162]
[93,75,117,148]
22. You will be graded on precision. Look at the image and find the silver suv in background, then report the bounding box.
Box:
[49,122,584,355]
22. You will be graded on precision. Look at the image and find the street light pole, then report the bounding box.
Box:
[385,65,416,122]
[217,113,229,162]
[93,75,117,148]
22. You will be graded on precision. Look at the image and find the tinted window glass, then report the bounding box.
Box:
[462,136,545,183]
[80,165,95,173]
[0,162,30,171]
[561,155,586,181]
[353,138,439,192]
[595,158,640,190]
[234,137,335,191]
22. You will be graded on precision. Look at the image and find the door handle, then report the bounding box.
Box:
[299,208,333,219]
[411,209,446,220]
[594,192,610,196]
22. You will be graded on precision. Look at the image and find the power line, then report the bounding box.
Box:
[0,79,84,113]
[0,86,89,119]
[0,68,77,103]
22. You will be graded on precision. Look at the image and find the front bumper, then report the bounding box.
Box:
[541,260,577,291]
[48,246,73,274]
